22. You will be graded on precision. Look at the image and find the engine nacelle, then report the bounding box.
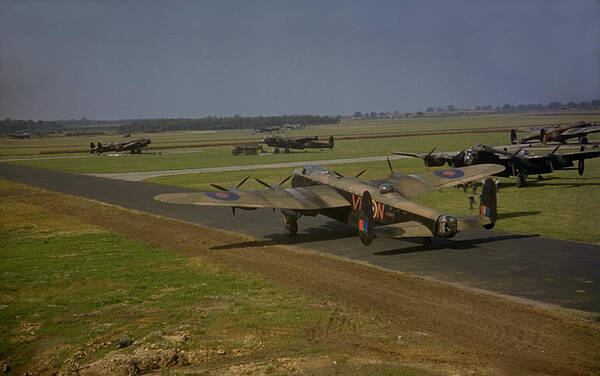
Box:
[436,215,457,238]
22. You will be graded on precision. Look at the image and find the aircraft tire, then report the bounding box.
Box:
[284,214,298,236]
[516,173,527,188]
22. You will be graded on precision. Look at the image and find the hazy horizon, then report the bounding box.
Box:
[1,0,599,120]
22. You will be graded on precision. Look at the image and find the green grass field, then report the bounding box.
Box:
[2,110,598,157]
[5,132,516,173]
[0,182,426,375]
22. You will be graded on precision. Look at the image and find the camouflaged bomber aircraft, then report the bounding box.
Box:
[510,121,600,145]
[154,162,504,246]
[90,138,152,154]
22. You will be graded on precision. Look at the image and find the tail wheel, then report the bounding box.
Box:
[284,214,298,236]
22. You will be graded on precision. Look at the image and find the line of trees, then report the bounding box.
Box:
[116,115,340,133]
[425,99,600,113]
[0,119,65,134]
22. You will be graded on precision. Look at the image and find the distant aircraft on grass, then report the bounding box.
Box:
[155,161,503,246]
[90,138,152,154]
[262,135,334,153]
[510,121,600,145]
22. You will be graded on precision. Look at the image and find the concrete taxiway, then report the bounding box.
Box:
[1,163,599,314]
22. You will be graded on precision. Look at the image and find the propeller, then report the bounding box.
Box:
[254,175,291,189]
[331,169,367,178]
[255,178,271,188]
[210,176,249,192]
[279,175,291,186]
[386,157,394,173]
[210,183,228,191]
[355,169,367,178]
[209,176,249,216]
[511,146,525,158]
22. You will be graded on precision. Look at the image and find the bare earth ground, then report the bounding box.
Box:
[2,182,600,375]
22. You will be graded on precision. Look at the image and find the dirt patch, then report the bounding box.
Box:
[3,181,600,375]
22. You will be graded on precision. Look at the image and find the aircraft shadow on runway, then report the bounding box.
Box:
[210,221,358,250]
[210,209,544,251]
[373,233,540,256]
[496,210,541,220]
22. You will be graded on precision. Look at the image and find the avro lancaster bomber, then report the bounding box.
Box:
[155,162,503,246]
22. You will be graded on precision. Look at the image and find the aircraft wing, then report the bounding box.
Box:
[556,150,600,162]
[307,164,504,200]
[154,184,350,210]
[516,126,555,133]
[560,125,600,136]
[392,151,461,159]
[393,164,505,198]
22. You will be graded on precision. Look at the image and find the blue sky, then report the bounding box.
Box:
[1,0,599,120]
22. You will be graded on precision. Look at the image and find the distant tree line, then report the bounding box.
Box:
[0,119,65,134]
[116,115,340,133]
[425,99,600,113]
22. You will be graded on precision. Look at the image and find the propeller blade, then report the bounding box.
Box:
[355,169,367,178]
[386,157,394,173]
[427,147,437,156]
[551,145,560,154]
[210,183,228,191]
[236,176,250,188]
[254,178,271,189]
[392,152,423,158]
[511,146,524,158]
[279,175,291,186]
[232,208,236,216]
[332,170,344,177]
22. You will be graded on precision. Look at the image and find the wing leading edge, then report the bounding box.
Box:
[155,184,350,210]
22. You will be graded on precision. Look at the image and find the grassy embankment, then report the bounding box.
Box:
[0,180,426,375]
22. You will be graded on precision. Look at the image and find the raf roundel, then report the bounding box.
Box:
[205,191,240,201]
[433,169,465,179]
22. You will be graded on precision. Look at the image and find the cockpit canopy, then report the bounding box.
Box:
[294,165,333,176]
[472,144,493,152]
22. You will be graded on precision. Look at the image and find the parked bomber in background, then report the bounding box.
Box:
[155,162,504,246]
[263,135,334,153]
[90,138,151,154]
[7,133,31,139]
[232,144,264,156]
[255,125,282,133]
[394,144,600,187]
[510,121,600,145]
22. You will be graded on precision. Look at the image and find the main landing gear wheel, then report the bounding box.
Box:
[516,172,527,187]
[358,191,374,246]
[283,214,298,236]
